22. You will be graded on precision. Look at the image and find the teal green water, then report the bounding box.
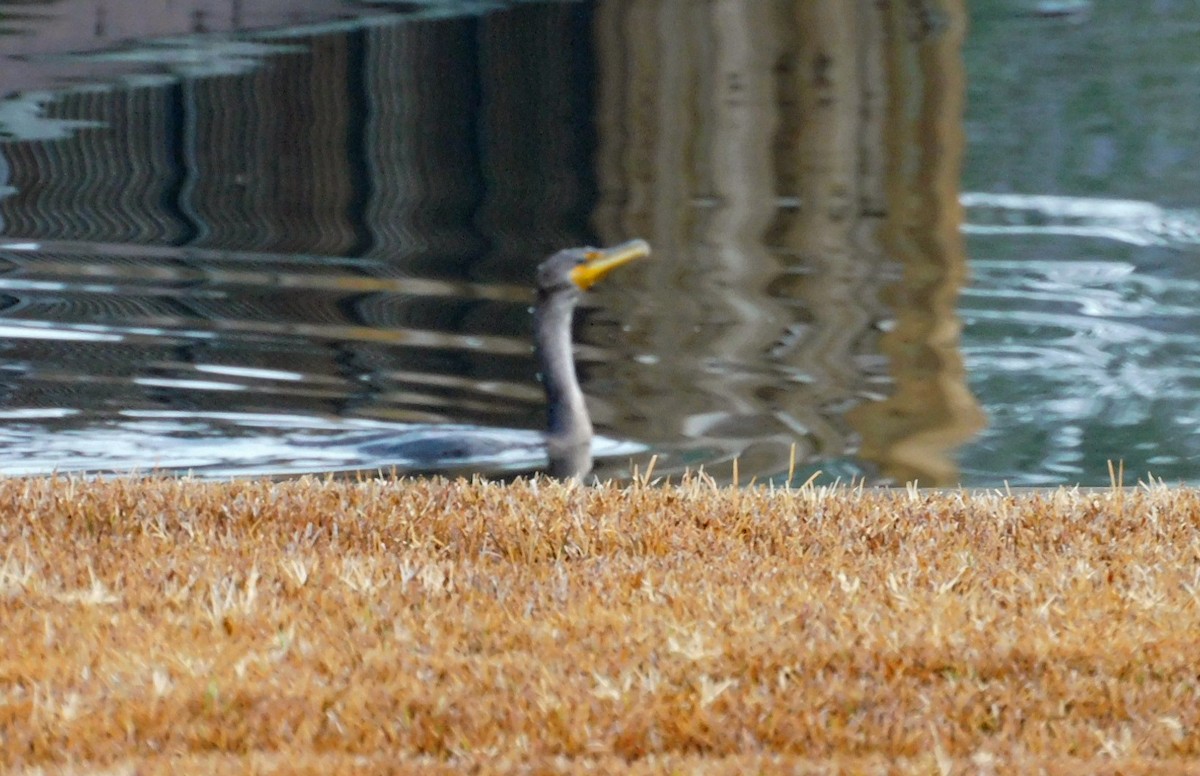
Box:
[960,0,1200,484]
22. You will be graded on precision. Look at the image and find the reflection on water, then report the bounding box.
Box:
[3,0,1198,485]
[4,1,950,483]
[0,238,645,477]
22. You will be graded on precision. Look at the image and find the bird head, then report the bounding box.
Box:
[536,239,651,296]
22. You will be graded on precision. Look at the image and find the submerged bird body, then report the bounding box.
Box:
[356,240,650,479]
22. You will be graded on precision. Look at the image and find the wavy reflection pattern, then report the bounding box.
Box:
[0,2,982,481]
[593,0,981,485]
[0,5,633,477]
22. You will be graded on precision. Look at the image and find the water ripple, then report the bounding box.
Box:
[0,240,627,476]
[959,192,1200,485]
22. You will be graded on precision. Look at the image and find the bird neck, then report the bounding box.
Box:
[533,290,593,475]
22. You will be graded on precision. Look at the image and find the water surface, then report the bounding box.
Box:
[2,0,1199,485]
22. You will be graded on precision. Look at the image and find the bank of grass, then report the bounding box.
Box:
[1,474,1199,773]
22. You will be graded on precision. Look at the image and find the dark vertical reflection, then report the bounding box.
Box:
[354,16,516,428]
[184,35,359,255]
[161,83,199,245]
[474,4,598,279]
[0,88,185,243]
[355,6,600,433]
[342,28,376,258]
[362,16,485,278]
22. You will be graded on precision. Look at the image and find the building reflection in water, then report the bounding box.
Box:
[0,0,982,484]
[593,0,984,484]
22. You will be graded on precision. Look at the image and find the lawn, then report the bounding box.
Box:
[2,475,1198,773]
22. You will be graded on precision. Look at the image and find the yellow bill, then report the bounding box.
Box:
[569,239,651,290]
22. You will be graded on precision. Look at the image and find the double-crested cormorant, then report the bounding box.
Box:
[352,239,650,479]
[534,239,650,478]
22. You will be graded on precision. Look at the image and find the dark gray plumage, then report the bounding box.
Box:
[533,239,651,478]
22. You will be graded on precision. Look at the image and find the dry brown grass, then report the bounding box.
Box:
[2,475,1200,773]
